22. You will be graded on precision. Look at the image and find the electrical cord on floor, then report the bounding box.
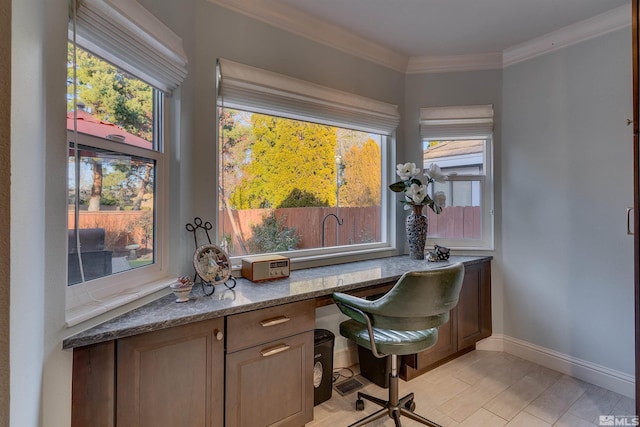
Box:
[332,367,355,383]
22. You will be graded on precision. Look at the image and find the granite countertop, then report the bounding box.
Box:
[63,255,492,349]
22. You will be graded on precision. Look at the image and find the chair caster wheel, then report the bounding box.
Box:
[355,399,365,411]
[404,399,416,412]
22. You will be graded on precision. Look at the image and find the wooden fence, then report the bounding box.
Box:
[427,206,481,240]
[68,210,150,255]
[220,206,381,256]
[221,205,481,256]
[68,205,481,257]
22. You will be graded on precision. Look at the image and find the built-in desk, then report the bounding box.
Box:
[65,255,491,427]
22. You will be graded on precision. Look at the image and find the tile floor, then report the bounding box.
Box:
[308,350,635,427]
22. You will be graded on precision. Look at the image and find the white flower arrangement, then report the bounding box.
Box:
[389,162,447,213]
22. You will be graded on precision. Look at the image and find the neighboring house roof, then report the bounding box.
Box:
[423,140,483,160]
[66,110,152,149]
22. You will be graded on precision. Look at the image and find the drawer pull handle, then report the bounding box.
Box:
[260,316,290,327]
[260,344,290,357]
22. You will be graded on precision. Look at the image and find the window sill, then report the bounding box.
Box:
[230,246,402,275]
[65,276,175,327]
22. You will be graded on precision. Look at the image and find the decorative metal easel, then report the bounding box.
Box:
[186,217,236,296]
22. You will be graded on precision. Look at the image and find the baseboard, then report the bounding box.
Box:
[477,334,635,398]
[333,344,358,370]
[476,335,505,352]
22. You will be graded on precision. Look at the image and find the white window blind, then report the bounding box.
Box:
[217,58,400,135]
[70,0,188,93]
[420,104,494,139]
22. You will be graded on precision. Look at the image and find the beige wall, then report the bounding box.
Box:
[0,0,10,423]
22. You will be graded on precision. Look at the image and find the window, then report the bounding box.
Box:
[67,0,187,323]
[67,44,166,305]
[420,105,494,250]
[217,59,400,263]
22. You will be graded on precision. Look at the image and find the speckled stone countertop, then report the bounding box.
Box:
[63,255,491,349]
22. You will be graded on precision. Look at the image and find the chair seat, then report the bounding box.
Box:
[340,319,439,356]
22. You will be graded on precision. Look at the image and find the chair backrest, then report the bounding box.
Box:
[366,263,465,331]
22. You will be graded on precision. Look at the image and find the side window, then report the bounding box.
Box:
[67,44,163,285]
[67,0,187,321]
[420,106,494,249]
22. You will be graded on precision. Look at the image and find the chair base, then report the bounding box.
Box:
[349,391,442,427]
[348,355,442,427]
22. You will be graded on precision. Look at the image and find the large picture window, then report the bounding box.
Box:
[420,105,494,250]
[217,59,399,262]
[220,110,384,256]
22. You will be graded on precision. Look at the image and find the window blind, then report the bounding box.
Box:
[70,0,188,93]
[217,58,400,135]
[420,105,494,139]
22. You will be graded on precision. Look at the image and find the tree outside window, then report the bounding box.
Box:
[219,108,383,257]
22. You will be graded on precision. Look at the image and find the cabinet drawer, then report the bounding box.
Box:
[226,331,314,427]
[227,299,315,353]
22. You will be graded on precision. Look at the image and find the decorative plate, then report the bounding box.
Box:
[193,244,232,285]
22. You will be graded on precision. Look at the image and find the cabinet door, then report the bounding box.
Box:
[633,0,640,416]
[226,330,314,427]
[403,309,457,371]
[117,318,225,427]
[72,341,116,427]
[457,262,492,349]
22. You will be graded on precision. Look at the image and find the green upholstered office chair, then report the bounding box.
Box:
[333,263,465,427]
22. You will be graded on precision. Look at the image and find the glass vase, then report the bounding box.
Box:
[406,204,427,260]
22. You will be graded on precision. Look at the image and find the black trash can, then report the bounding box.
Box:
[357,293,392,389]
[357,344,391,389]
[313,329,335,406]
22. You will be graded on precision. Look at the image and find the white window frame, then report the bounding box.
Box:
[420,105,494,251]
[66,0,186,325]
[216,59,401,268]
[424,136,494,250]
[65,120,170,321]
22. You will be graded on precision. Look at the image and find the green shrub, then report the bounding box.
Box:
[247,212,299,253]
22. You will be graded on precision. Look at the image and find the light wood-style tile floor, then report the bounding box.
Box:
[308,350,635,427]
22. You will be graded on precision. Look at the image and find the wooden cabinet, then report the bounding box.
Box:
[70,258,491,426]
[225,300,315,427]
[72,341,116,427]
[72,318,225,427]
[457,260,492,349]
[116,318,225,427]
[401,260,491,380]
[633,0,639,415]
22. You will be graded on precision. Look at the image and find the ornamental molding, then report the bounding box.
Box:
[407,53,503,74]
[503,4,631,68]
[206,0,408,72]
[208,0,631,74]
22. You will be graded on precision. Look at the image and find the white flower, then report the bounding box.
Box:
[425,163,447,183]
[390,161,448,215]
[405,183,427,205]
[396,162,420,181]
[434,191,446,208]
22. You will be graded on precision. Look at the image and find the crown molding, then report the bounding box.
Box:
[407,52,503,74]
[209,0,631,74]
[503,4,631,68]
[207,0,409,73]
